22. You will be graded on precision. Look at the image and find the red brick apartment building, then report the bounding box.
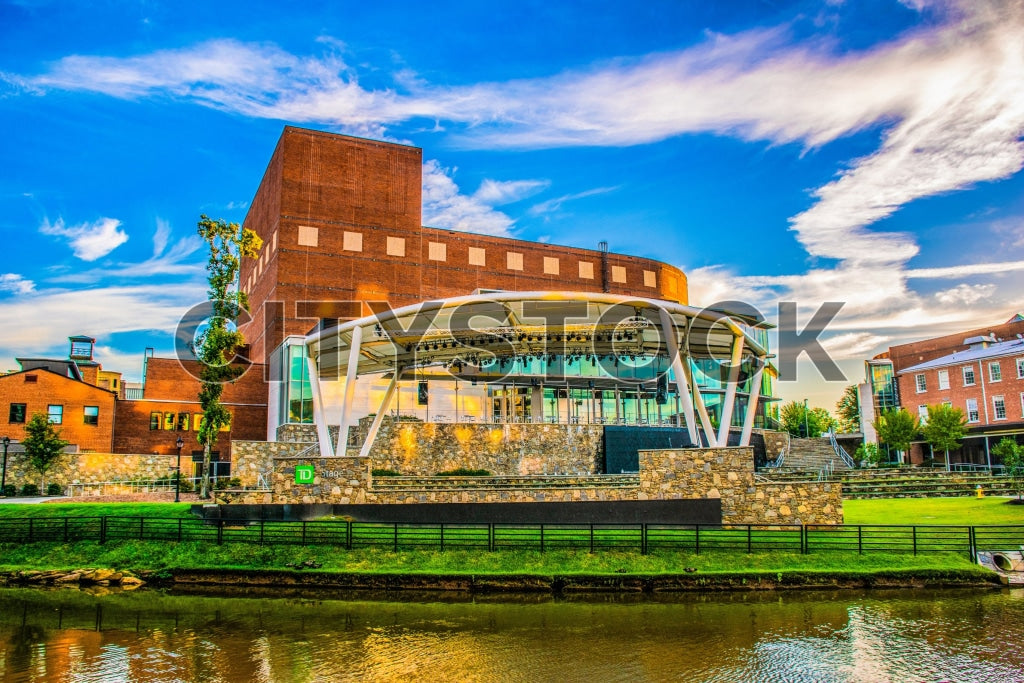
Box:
[238,126,689,365]
[877,315,1024,464]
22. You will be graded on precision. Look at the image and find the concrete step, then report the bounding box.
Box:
[370,475,640,491]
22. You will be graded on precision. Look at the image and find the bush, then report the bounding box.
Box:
[371,468,403,477]
[20,483,39,496]
[436,468,492,477]
[46,483,63,496]
[1,484,15,497]
[214,477,242,490]
[855,443,882,468]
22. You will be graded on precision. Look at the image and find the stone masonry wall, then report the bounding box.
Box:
[756,430,790,460]
[2,451,178,493]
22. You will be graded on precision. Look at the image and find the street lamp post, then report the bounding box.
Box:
[1,436,9,497]
[175,436,184,503]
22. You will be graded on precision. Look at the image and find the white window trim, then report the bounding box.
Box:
[962,365,976,386]
[937,369,949,391]
[989,361,1002,383]
[1017,358,1024,380]
[993,395,1007,421]
[966,398,979,423]
[915,373,926,393]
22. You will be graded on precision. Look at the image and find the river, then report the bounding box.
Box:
[0,586,1022,682]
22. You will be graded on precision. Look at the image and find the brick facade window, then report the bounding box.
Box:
[83,406,98,426]
[966,398,979,423]
[297,225,318,247]
[612,266,627,283]
[918,405,928,423]
[24,374,37,383]
[915,374,926,393]
[47,405,63,424]
[643,270,656,288]
[962,366,976,386]
[1017,358,1024,379]
[989,361,1002,382]
[342,231,363,252]
[937,369,949,390]
[149,412,160,430]
[579,261,594,279]
[468,247,486,266]
[428,242,447,262]
[9,403,26,423]
[386,236,406,257]
[543,257,559,275]
[507,252,524,271]
[993,395,1007,420]
[177,412,189,430]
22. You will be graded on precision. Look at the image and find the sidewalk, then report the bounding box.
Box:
[0,496,70,504]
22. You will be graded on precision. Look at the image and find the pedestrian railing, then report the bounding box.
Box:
[0,516,1020,560]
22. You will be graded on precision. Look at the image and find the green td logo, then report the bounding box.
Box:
[294,464,315,485]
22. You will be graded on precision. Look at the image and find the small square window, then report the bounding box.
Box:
[612,266,627,283]
[9,403,26,424]
[163,412,175,430]
[915,374,926,393]
[193,414,203,431]
[177,412,189,431]
[468,247,486,266]
[643,270,657,288]
[149,412,161,430]
[386,236,406,257]
[343,231,363,252]
[83,406,98,426]
[47,405,63,424]
[543,257,559,275]
[297,225,318,247]
[428,242,447,261]
[579,261,594,279]
[507,252,524,271]
[24,374,37,383]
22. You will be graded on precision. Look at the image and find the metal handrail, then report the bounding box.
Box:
[765,445,787,469]
[828,429,856,468]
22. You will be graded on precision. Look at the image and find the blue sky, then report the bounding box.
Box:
[2,0,1024,412]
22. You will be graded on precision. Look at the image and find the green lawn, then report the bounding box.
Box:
[0,502,195,518]
[844,497,1024,526]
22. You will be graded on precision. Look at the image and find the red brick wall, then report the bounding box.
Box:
[0,369,115,452]
[238,126,689,364]
[112,358,268,456]
[889,319,1024,372]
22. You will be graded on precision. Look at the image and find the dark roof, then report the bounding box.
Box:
[16,358,83,381]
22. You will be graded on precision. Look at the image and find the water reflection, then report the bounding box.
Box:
[0,587,1022,682]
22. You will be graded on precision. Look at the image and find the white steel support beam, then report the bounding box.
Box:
[307,354,334,457]
[716,335,745,447]
[739,362,764,447]
[358,368,401,458]
[659,309,698,446]
[335,325,363,456]
[685,361,718,448]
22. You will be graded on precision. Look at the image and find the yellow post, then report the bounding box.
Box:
[976,484,984,498]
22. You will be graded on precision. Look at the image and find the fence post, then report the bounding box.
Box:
[695,525,700,555]
[488,523,494,552]
[858,525,862,555]
[440,523,445,552]
[641,524,648,555]
[178,518,183,543]
[912,526,917,556]
[393,523,399,552]
[346,520,353,550]
[747,525,752,554]
[539,524,545,553]
[139,517,144,541]
[801,525,807,555]
[260,518,265,546]
[302,521,307,545]
[100,517,107,545]
[216,520,223,545]
[28,518,33,543]
[590,524,594,554]
[64,517,69,543]
[968,526,977,562]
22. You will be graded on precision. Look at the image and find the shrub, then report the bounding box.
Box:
[855,443,882,468]
[436,468,492,477]
[214,477,242,490]
[371,468,403,477]
[46,483,63,496]
[1,484,15,497]
[20,483,39,496]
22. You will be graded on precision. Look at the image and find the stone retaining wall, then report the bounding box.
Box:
[221,444,843,525]
[1,451,178,492]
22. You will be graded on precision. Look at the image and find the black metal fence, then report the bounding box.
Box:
[1,516,1021,559]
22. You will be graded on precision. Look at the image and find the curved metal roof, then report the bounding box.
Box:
[306,291,769,379]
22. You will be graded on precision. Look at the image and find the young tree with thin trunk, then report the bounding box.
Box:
[922,404,967,471]
[195,215,261,499]
[22,412,69,493]
[835,384,860,433]
[872,408,920,464]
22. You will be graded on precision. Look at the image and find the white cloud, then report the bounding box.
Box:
[421,160,516,236]
[0,273,35,295]
[473,179,549,205]
[39,216,129,261]
[934,282,996,305]
[820,332,892,360]
[528,186,619,216]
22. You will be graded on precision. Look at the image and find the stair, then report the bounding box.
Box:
[370,474,640,492]
[781,437,852,473]
[759,467,1018,499]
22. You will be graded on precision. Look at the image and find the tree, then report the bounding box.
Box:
[855,442,882,468]
[921,404,967,471]
[835,385,860,433]
[194,215,262,499]
[811,407,838,434]
[780,400,826,438]
[22,412,69,492]
[992,438,1024,501]
[872,408,920,464]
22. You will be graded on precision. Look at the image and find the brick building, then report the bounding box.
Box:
[238,126,689,366]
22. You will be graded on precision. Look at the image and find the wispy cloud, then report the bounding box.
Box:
[39,216,129,261]
[421,160,516,236]
[528,186,619,216]
[473,179,549,205]
[0,273,35,295]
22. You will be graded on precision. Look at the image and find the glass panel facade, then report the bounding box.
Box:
[284,344,314,423]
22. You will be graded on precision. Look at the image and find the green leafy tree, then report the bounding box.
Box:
[811,407,838,434]
[855,442,882,468]
[195,215,262,499]
[872,408,920,464]
[780,401,826,438]
[835,385,860,433]
[22,412,69,492]
[921,404,967,471]
[992,438,1024,500]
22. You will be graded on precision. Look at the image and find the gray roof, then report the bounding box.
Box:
[899,337,1024,374]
